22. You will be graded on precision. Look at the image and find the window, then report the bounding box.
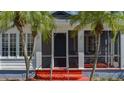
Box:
[84,31,95,55]
[2,33,17,57]
[2,34,8,56]
[84,31,120,68]
[19,34,26,56]
[19,33,33,56]
[27,34,33,56]
[10,34,16,56]
[1,33,33,57]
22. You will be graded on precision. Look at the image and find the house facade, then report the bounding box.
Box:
[0,11,124,79]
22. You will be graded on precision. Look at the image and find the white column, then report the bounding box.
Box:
[78,30,84,69]
[51,32,54,68]
[120,33,124,68]
[35,33,42,68]
[66,31,69,69]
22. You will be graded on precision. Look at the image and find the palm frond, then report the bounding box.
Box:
[0,12,15,32]
[70,11,124,38]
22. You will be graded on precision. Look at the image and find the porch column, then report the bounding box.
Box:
[78,30,84,69]
[35,33,42,68]
[120,33,124,68]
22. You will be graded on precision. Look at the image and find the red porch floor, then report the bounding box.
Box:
[34,69,89,81]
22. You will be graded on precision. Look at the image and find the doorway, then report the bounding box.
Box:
[54,33,66,67]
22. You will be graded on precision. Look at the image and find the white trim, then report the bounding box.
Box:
[1,56,33,59]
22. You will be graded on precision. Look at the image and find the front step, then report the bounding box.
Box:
[34,70,89,81]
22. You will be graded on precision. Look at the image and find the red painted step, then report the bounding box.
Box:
[34,69,89,81]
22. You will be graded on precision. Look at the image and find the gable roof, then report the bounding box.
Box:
[52,11,72,19]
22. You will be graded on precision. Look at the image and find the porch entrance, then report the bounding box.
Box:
[42,31,78,69]
[54,33,66,67]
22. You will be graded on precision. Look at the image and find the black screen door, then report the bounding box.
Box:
[54,33,66,67]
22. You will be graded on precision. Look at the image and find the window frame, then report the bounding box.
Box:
[1,32,33,59]
[2,33,8,57]
[10,33,16,56]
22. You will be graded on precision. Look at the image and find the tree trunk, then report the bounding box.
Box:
[25,60,30,80]
[14,12,36,80]
[20,31,30,80]
[90,34,101,81]
[20,30,36,80]
[29,36,36,61]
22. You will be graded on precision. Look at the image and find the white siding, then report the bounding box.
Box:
[0,26,35,70]
[0,58,34,70]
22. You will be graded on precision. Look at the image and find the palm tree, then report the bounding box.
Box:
[70,11,124,81]
[0,11,55,80]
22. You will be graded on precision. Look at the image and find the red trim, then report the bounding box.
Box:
[84,63,108,68]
